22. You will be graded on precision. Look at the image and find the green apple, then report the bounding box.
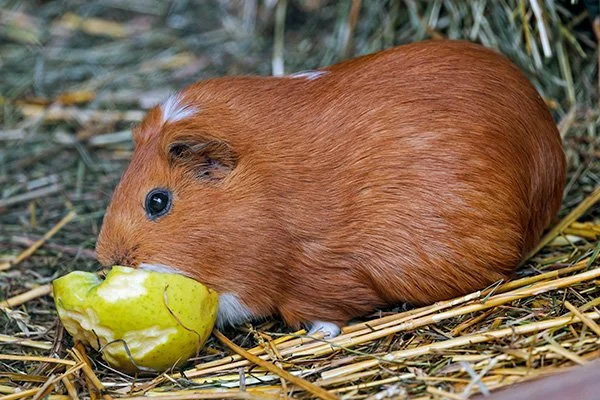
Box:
[52,266,218,374]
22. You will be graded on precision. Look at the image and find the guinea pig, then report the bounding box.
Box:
[96,40,565,338]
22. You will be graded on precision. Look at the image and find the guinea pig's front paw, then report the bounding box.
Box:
[306,321,341,339]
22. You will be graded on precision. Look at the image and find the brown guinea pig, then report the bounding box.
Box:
[96,40,565,338]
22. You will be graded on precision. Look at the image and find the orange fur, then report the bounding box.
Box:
[96,40,566,327]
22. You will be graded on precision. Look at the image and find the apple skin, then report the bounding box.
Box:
[52,266,218,374]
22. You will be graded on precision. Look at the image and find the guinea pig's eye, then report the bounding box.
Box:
[145,188,172,220]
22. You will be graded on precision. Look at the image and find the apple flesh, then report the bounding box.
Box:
[52,266,218,374]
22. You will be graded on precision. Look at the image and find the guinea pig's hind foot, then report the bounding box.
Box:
[306,321,341,339]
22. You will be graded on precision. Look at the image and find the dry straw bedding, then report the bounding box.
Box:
[1,1,599,399]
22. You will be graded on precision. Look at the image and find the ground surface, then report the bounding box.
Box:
[1,1,599,399]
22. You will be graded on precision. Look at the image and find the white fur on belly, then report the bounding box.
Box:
[217,292,254,328]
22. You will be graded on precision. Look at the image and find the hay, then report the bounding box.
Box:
[1,0,599,399]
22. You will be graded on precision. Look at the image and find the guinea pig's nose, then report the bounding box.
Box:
[96,244,136,268]
[111,252,136,268]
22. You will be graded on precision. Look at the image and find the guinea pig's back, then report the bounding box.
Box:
[275,40,566,305]
[199,40,565,318]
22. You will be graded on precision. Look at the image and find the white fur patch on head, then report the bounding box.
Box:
[287,70,328,80]
[160,93,197,123]
[217,292,254,328]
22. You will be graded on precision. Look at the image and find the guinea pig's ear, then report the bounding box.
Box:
[167,139,237,181]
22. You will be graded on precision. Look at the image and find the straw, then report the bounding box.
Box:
[1,1,598,399]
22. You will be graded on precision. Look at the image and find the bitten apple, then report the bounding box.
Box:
[53,266,218,373]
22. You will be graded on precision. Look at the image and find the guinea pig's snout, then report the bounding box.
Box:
[96,241,138,268]
[111,250,138,268]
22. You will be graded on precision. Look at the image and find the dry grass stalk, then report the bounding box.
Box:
[61,377,80,400]
[57,13,127,39]
[30,363,85,400]
[70,346,112,400]
[18,105,144,125]
[0,211,76,271]
[526,185,600,259]
[0,284,52,309]
[339,0,363,58]
[449,309,495,336]
[426,386,463,400]
[493,258,589,293]
[0,184,64,209]
[528,0,552,57]
[543,337,588,365]
[316,367,410,388]
[0,335,52,350]
[1,1,599,399]
[213,330,338,400]
[331,375,407,394]
[174,330,307,381]
[0,354,75,365]
[295,267,600,359]
[321,311,600,380]
[564,300,600,337]
[0,388,42,400]
[122,392,280,400]
[271,0,287,76]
